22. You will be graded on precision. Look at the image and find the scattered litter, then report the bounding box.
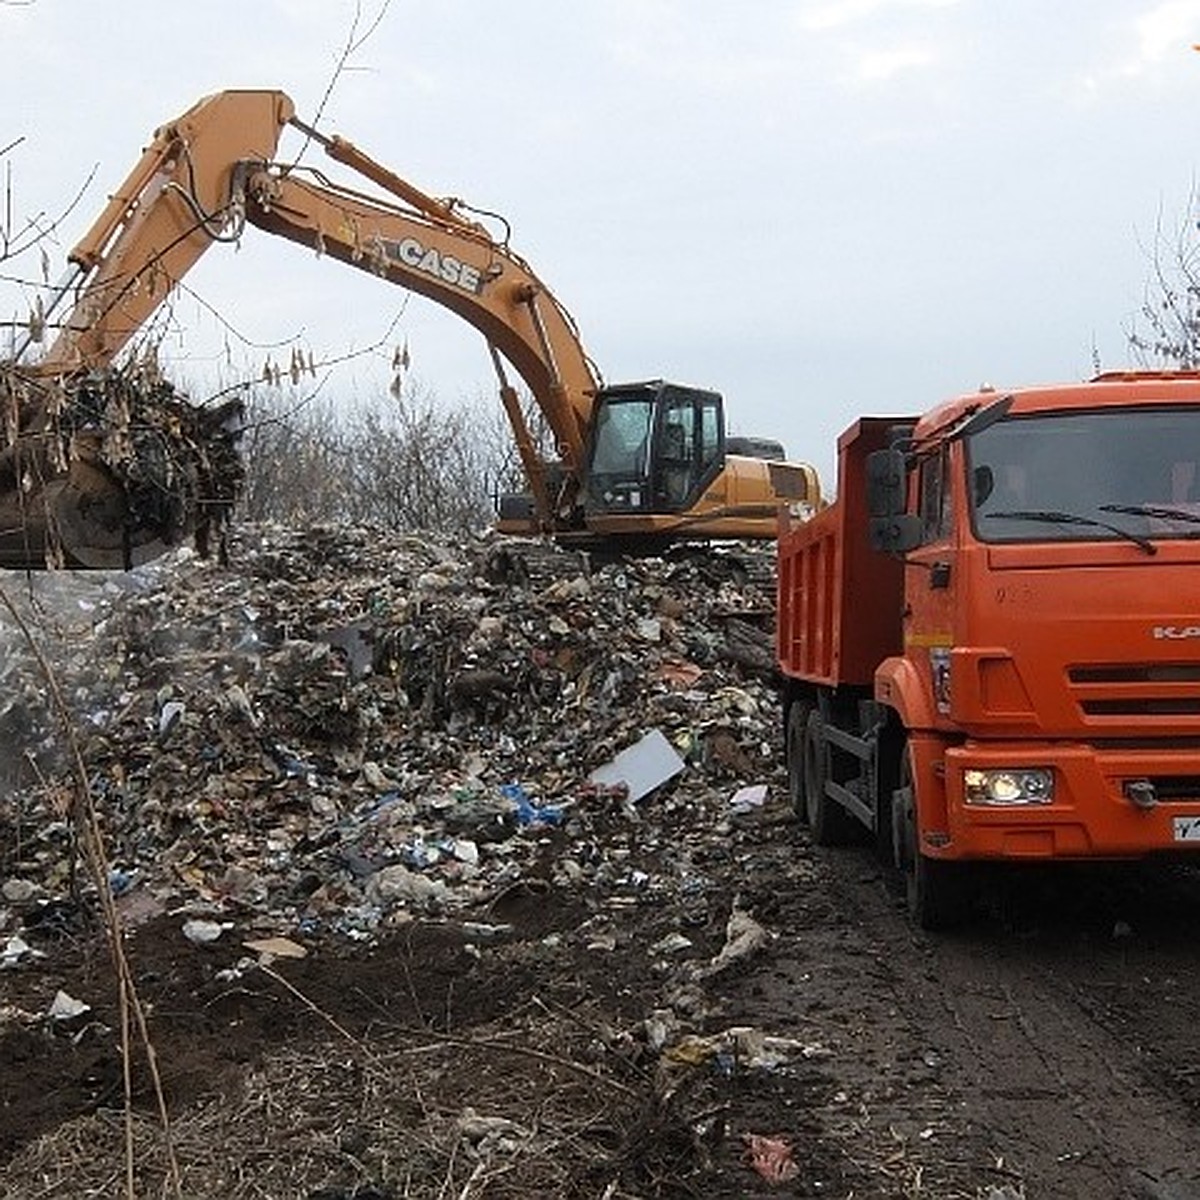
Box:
[107,869,135,897]
[656,659,704,689]
[243,936,308,961]
[365,864,450,909]
[458,922,513,943]
[644,1008,682,1050]
[449,838,480,866]
[158,700,186,739]
[500,782,564,828]
[742,1132,800,1184]
[662,1025,821,1073]
[456,1107,530,1157]
[651,932,694,956]
[663,1034,720,1068]
[635,616,663,642]
[1,879,38,904]
[182,918,232,946]
[729,783,768,813]
[47,990,91,1021]
[697,905,772,978]
[1,935,45,969]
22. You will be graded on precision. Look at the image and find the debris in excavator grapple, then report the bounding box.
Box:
[0,364,243,570]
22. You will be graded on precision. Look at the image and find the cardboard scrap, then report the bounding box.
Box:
[243,936,309,960]
[588,728,685,803]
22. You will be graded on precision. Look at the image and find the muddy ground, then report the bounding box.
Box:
[4,808,1200,1198]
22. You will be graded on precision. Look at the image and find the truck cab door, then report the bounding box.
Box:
[906,443,957,721]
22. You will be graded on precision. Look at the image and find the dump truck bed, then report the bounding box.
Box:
[776,417,908,687]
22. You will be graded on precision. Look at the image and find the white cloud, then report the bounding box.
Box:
[1074,0,1200,97]
[854,42,938,81]
[789,0,956,92]
[1130,0,1200,67]
[797,0,959,34]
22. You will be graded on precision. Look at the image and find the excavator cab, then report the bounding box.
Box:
[585,380,724,516]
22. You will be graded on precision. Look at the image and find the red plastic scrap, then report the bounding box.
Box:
[742,1132,800,1184]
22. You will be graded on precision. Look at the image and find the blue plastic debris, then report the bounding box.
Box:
[500,782,564,828]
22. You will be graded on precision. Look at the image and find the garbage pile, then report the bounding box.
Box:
[0,364,243,570]
[0,524,784,943]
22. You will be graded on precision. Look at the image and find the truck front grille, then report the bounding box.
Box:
[1081,698,1200,715]
[1143,776,1200,801]
[1069,662,1200,720]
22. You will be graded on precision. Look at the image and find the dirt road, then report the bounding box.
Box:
[744,836,1200,1198]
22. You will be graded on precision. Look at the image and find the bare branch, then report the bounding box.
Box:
[1127,185,1200,368]
[281,0,394,173]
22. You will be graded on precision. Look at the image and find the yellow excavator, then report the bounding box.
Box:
[28,88,819,554]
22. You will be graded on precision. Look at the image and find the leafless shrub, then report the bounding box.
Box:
[237,377,532,534]
[1,135,96,360]
[1128,191,1200,369]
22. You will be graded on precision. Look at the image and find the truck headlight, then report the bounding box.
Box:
[963,768,1054,806]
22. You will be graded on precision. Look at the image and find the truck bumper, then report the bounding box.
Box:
[932,741,1200,860]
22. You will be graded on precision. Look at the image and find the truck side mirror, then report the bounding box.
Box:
[866,448,907,517]
[869,513,923,554]
[866,447,921,554]
[972,465,994,506]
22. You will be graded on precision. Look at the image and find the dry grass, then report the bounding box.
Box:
[3,989,703,1200]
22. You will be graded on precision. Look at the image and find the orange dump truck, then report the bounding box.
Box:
[776,372,1200,927]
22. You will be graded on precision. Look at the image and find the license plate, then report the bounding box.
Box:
[1173,816,1200,842]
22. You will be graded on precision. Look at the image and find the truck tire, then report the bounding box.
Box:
[894,742,968,930]
[803,708,858,845]
[785,698,812,822]
[874,732,902,868]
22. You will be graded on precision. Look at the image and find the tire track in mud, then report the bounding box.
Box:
[724,826,1200,1197]
[729,846,1007,1198]
[798,848,1200,1199]
[924,934,1200,1197]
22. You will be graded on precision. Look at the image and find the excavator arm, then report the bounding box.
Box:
[234,150,601,506]
[38,88,601,528]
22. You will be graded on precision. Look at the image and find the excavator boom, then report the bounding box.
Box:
[236,163,596,477]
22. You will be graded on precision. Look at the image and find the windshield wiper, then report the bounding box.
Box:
[1099,503,1200,528]
[985,509,1157,555]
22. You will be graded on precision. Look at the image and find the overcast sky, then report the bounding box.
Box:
[3,0,1200,484]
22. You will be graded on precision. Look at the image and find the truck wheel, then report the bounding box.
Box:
[785,699,811,822]
[894,743,967,930]
[803,709,857,845]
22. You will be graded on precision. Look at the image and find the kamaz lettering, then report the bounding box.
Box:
[387,237,483,294]
[1153,625,1200,640]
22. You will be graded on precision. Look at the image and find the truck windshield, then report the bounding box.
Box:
[968,407,1200,543]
